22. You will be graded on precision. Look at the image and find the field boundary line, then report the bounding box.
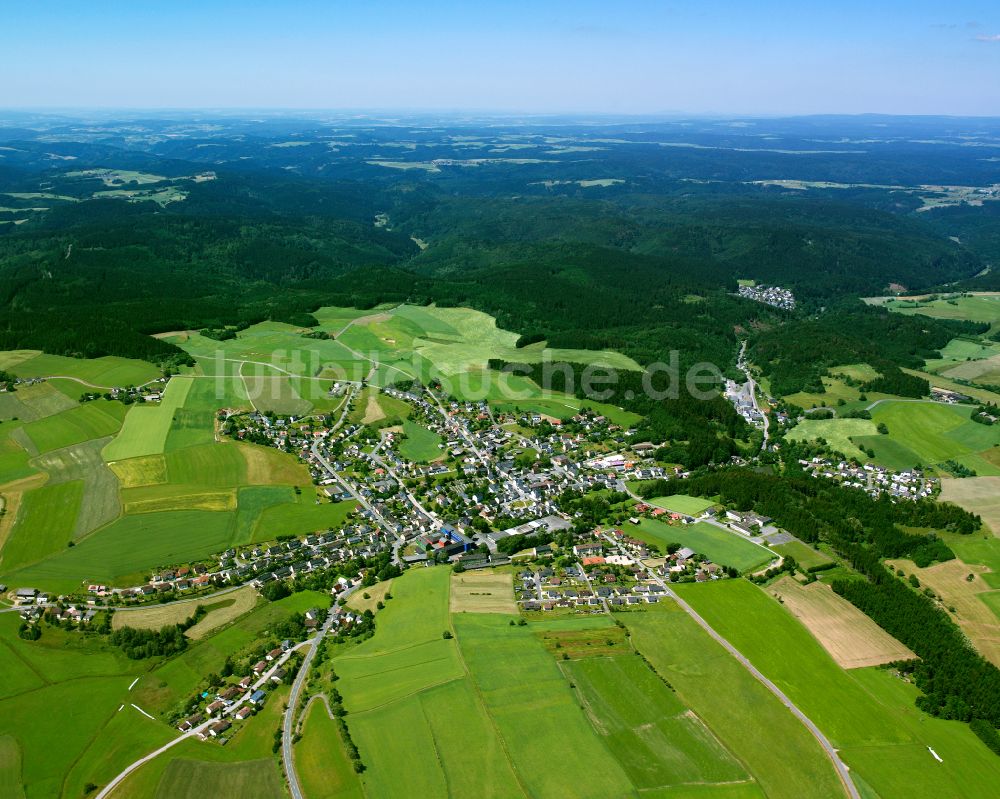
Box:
[346,675,465,717]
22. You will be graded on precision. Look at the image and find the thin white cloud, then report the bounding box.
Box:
[974,33,1000,41]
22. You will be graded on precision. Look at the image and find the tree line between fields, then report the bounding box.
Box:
[639,450,1000,753]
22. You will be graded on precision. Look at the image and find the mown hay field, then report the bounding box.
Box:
[450,569,515,614]
[770,576,915,668]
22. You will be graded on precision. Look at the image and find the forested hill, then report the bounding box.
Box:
[395,193,981,301]
[0,114,993,372]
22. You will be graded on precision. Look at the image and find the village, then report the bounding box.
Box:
[737,283,797,310]
[798,456,938,500]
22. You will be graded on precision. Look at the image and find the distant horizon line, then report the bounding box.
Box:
[2,107,1000,121]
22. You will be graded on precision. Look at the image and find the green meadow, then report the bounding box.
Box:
[883,293,1000,328]
[622,603,847,799]
[786,417,879,457]
[32,437,122,538]
[771,538,835,571]
[295,700,365,799]
[396,419,443,462]
[6,509,238,590]
[334,567,632,799]
[645,494,716,516]
[22,401,126,455]
[563,654,754,793]
[632,518,773,571]
[1,481,83,571]
[868,400,1000,475]
[10,353,161,387]
[787,400,1000,475]
[0,353,360,591]
[672,580,1000,799]
[103,377,193,461]
[0,614,176,799]
[163,304,643,420]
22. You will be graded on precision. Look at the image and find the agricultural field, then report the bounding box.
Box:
[0,613,177,799]
[881,292,1000,328]
[940,476,1000,534]
[0,424,38,485]
[109,454,169,488]
[770,576,915,668]
[345,579,393,614]
[868,400,1000,475]
[0,480,83,572]
[169,304,641,412]
[0,735,25,799]
[111,586,259,638]
[621,603,846,799]
[535,618,629,658]
[333,569,523,799]
[251,488,357,541]
[490,394,641,426]
[152,759,285,799]
[0,353,356,592]
[31,437,121,538]
[564,654,756,794]
[453,612,634,799]
[294,700,364,799]
[9,354,161,387]
[787,400,1000,475]
[0,381,77,422]
[4,510,238,591]
[103,378,193,461]
[184,586,260,639]
[645,494,716,516]
[887,557,1000,668]
[786,417,878,458]
[672,580,1000,798]
[21,401,126,455]
[333,568,715,799]
[348,387,412,428]
[450,568,515,613]
[632,518,774,571]
[904,366,1000,405]
[395,419,443,462]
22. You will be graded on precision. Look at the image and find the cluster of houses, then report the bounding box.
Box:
[799,457,938,500]
[737,283,796,310]
[177,640,298,739]
[514,533,729,612]
[5,588,99,628]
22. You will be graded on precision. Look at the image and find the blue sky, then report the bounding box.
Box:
[2,0,999,114]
